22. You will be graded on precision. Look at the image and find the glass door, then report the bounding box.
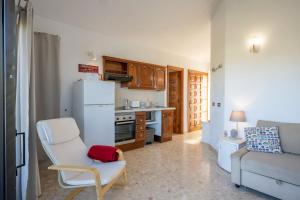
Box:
[1,0,17,199]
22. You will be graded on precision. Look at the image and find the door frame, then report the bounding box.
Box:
[187,69,209,132]
[167,66,184,134]
[1,0,17,199]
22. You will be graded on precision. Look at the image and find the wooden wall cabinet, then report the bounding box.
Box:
[155,66,166,90]
[160,110,174,142]
[139,64,155,89]
[127,63,139,88]
[103,56,166,91]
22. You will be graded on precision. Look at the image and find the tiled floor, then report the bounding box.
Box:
[39,132,274,200]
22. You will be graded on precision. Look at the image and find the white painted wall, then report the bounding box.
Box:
[207,0,226,149]
[33,15,209,132]
[210,0,300,149]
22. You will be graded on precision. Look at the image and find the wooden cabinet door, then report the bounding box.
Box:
[162,110,174,139]
[135,112,146,142]
[155,66,166,90]
[168,72,181,133]
[139,64,155,89]
[127,63,139,89]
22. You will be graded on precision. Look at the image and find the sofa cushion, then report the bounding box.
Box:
[257,120,300,154]
[245,127,282,153]
[241,151,300,186]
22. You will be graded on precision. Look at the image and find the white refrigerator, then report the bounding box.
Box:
[72,80,115,147]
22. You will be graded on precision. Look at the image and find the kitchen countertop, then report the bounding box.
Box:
[115,107,176,113]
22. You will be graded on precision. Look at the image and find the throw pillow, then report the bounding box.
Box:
[245,127,282,153]
[87,145,119,162]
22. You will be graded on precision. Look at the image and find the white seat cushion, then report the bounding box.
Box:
[64,161,126,186]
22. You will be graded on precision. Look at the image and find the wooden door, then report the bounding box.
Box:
[139,64,155,89]
[127,63,139,88]
[168,72,181,133]
[154,66,166,90]
[188,70,208,132]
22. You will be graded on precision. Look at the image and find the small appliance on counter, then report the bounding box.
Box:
[140,101,152,108]
[130,100,140,108]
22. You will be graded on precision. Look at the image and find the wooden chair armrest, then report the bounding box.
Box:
[48,165,99,176]
[49,165,102,188]
[116,149,125,161]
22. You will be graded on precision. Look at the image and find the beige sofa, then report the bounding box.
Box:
[231,120,300,200]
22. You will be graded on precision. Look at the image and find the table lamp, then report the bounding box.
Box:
[230,111,246,137]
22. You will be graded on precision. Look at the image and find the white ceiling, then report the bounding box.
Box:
[32,0,220,63]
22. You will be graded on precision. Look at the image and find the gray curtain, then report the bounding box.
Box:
[33,32,61,161]
[27,32,61,199]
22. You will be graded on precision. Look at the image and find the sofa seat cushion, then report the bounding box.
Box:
[241,151,300,186]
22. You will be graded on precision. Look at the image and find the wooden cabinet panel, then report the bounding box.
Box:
[135,112,146,142]
[161,110,174,141]
[136,131,145,141]
[136,115,145,125]
[136,124,145,132]
[139,64,155,89]
[127,63,139,88]
[155,66,166,90]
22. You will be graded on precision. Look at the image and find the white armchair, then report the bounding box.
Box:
[37,118,127,200]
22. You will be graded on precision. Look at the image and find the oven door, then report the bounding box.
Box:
[115,120,136,143]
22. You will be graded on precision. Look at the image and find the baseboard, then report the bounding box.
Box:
[154,135,172,143]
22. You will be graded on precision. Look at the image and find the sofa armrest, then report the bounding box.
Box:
[231,147,249,185]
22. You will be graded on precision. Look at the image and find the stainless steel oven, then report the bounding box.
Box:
[115,112,136,144]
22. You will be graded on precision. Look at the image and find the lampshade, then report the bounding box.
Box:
[230,111,246,122]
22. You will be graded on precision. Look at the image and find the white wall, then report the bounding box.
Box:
[210,0,300,149]
[33,15,209,132]
[208,0,226,149]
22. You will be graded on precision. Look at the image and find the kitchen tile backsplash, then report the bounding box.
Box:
[115,83,165,108]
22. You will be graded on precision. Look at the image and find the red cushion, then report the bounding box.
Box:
[87,145,119,162]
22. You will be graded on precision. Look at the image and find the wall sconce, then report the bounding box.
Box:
[249,36,263,53]
[87,51,97,61]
